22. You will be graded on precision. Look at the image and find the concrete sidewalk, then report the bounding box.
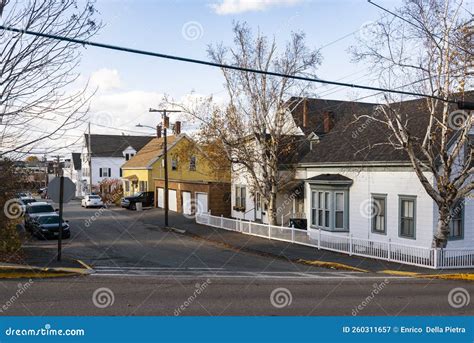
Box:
[139,210,474,275]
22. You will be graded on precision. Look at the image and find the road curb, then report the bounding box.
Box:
[380,270,474,281]
[296,259,369,273]
[76,259,95,273]
[0,261,93,279]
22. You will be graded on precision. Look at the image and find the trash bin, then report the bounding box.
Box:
[136,202,143,211]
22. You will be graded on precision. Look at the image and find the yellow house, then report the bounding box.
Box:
[122,134,231,216]
[121,135,177,196]
[154,134,231,217]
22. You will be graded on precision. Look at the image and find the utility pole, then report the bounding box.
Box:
[56,155,60,177]
[88,122,92,194]
[148,108,181,228]
[57,171,64,261]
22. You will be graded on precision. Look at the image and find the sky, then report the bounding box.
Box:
[24,0,410,155]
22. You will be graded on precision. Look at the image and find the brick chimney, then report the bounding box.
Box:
[323,111,334,133]
[302,98,308,128]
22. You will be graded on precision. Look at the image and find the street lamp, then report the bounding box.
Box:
[135,123,155,130]
[140,109,181,228]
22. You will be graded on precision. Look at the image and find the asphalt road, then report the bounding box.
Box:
[1,200,472,315]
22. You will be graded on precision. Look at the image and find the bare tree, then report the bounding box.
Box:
[169,22,320,224]
[0,0,100,157]
[351,0,473,247]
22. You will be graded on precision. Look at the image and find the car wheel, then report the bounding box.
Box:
[130,203,136,210]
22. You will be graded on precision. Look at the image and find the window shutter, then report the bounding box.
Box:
[99,168,102,177]
[108,168,111,177]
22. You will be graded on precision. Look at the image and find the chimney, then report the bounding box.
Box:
[302,98,308,128]
[173,121,181,135]
[323,111,334,133]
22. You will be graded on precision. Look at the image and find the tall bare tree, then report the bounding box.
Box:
[170,22,320,224]
[0,0,100,157]
[351,0,473,247]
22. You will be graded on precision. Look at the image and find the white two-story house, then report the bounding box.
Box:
[81,134,154,194]
[230,95,473,250]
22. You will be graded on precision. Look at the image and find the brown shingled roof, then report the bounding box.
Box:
[122,135,178,169]
[301,92,474,165]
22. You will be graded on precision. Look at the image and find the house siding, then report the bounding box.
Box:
[302,167,436,248]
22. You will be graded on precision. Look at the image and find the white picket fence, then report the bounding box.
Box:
[196,213,474,269]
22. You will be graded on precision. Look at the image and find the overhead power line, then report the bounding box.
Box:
[0,25,465,106]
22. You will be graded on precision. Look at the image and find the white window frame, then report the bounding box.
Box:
[310,186,349,232]
[399,195,416,239]
[371,194,387,234]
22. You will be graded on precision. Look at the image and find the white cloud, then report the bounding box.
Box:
[88,90,166,134]
[89,68,122,92]
[211,0,303,15]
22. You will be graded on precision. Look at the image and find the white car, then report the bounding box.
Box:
[81,195,104,208]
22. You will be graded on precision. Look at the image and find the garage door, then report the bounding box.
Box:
[169,190,177,212]
[182,191,192,215]
[157,188,164,208]
[196,192,208,214]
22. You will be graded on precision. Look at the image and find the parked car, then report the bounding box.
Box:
[31,213,70,240]
[16,191,32,198]
[24,202,56,231]
[18,197,37,213]
[81,194,104,208]
[121,191,154,210]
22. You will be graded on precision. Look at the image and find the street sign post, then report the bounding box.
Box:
[47,176,76,261]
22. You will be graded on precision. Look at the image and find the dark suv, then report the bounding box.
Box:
[24,202,56,231]
[121,191,154,210]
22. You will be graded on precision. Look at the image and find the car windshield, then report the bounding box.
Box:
[28,205,54,213]
[89,196,101,199]
[133,192,144,197]
[22,199,36,205]
[37,216,62,224]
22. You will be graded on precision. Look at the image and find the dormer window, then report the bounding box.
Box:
[307,132,320,151]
